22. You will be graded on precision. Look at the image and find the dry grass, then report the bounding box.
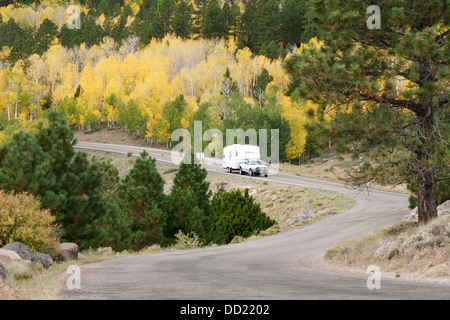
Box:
[2,248,143,300]
[210,180,355,231]
[278,158,409,194]
[325,213,450,279]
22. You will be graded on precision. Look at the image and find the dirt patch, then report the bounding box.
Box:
[279,157,409,194]
[0,278,20,300]
[74,128,152,148]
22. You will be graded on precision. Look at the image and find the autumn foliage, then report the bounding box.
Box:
[0,190,59,253]
[0,1,322,162]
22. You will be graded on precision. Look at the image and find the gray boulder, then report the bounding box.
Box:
[374,241,399,260]
[33,252,53,269]
[2,242,34,261]
[1,242,53,269]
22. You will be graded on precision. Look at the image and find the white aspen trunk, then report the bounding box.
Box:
[15,101,19,120]
[7,102,11,121]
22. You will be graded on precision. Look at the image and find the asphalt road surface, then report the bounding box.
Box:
[59,142,450,300]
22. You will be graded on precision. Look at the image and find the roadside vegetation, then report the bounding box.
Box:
[0,0,447,300]
[80,145,356,232]
[325,202,450,279]
[0,113,356,300]
[0,112,278,251]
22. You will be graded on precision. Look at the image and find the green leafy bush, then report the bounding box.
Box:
[213,188,276,244]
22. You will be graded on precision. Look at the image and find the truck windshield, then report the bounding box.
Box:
[249,161,264,165]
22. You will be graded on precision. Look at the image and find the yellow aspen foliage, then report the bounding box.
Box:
[18,112,28,124]
[68,114,77,126]
[105,104,118,127]
[154,118,171,144]
[2,33,294,144]
[0,191,60,253]
[273,84,321,160]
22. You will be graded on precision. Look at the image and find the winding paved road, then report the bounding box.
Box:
[59,142,450,300]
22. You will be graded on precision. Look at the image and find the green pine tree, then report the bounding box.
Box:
[240,0,281,52]
[172,0,194,39]
[280,0,307,47]
[0,131,52,196]
[212,188,276,244]
[221,67,239,96]
[34,18,58,55]
[284,0,449,223]
[201,0,229,39]
[0,111,106,246]
[160,0,176,35]
[223,0,241,41]
[192,0,209,36]
[116,151,167,250]
[164,152,216,244]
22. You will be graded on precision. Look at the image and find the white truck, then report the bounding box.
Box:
[223,144,268,177]
[239,159,269,177]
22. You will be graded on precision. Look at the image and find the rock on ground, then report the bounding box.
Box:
[33,252,53,269]
[55,243,78,262]
[0,249,31,269]
[2,242,35,261]
[404,200,450,221]
[374,241,399,260]
[1,242,53,269]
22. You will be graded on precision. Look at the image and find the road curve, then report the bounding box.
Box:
[59,142,450,300]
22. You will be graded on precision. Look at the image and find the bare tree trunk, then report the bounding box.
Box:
[417,169,438,223]
[415,98,438,223]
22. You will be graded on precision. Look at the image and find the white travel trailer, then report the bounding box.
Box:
[223,144,262,173]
